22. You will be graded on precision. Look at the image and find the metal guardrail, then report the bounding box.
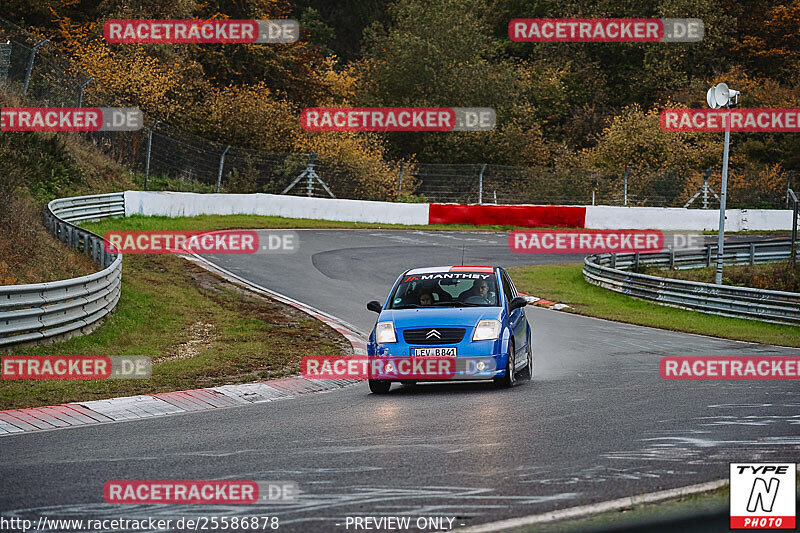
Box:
[0,192,124,347]
[583,240,800,325]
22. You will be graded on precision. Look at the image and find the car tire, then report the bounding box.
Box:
[369,379,391,394]
[494,339,516,388]
[520,337,533,381]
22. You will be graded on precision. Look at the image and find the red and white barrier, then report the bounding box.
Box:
[124,192,794,231]
[429,203,585,227]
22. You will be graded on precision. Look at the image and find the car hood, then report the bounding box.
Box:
[381,307,501,329]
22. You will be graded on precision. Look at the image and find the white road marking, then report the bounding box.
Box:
[456,479,727,532]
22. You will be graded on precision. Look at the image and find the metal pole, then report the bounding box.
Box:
[592,189,596,206]
[281,153,316,195]
[144,120,160,190]
[397,163,404,198]
[23,39,49,95]
[216,145,230,193]
[789,189,798,264]
[77,77,94,107]
[702,174,709,209]
[0,41,12,85]
[478,163,486,205]
[715,113,731,285]
[623,166,630,206]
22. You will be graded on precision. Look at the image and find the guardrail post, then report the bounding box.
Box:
[633,252,640,272]
[669,248,675,270]
[610,254,617,269]
[705,244,712,267]
[749,243,755,265]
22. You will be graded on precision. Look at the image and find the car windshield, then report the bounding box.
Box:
[388,271,499,308]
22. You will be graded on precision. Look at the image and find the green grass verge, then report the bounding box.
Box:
[508,264,800,347]
[505,484,729,532]
[0,255,350,410]
[702,230,792,235]
[80,214,790,235]
[81,214,574,234]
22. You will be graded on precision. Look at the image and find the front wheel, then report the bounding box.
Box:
[520,336,533,381]
[369,379,391,394]
[494,340,516,388]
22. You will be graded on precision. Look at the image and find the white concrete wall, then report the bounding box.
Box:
[124,191,430,225]
[123,192,793,231]
[739,209,795,231]
[584,205,793,231]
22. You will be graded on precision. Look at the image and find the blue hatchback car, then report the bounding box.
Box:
[366,266,532,394]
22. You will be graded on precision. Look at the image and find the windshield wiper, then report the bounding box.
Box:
[392,304,421,309]
[430,301,485,307]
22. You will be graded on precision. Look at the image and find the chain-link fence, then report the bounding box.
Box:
[1,16,796,208]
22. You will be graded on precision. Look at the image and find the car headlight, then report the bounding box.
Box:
[472,319,501,341]
[376,321,397,343]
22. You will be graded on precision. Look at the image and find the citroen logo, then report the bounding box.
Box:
[426,329,441,339]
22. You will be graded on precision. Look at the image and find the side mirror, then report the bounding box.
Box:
[367,300,382,313]
[509,296,527,312]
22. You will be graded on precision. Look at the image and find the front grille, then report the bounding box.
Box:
[403,327,466,345]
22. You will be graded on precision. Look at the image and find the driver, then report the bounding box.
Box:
[460,280,490,301]
[418,292,434,306]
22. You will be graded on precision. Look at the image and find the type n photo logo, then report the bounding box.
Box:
[730,463,796,529]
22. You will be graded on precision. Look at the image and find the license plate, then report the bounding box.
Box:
[413,347,456,356]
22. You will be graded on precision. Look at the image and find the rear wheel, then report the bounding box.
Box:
[494,339,516,388]
[369,379,391,394]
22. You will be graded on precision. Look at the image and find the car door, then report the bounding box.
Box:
[500,269,525,369]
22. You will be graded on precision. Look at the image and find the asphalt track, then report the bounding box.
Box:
[1,229,798,532]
